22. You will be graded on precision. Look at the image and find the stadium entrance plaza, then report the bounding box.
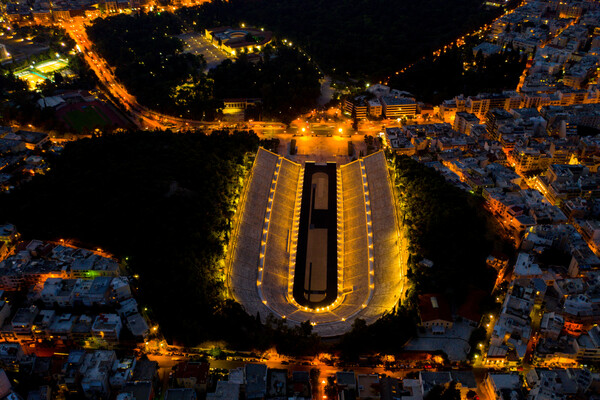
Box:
[228,147,408,336]
[261,133,369,164]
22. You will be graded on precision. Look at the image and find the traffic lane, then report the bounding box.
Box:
[149,353,421,381]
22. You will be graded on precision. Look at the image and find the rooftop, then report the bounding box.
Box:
[418,294,452,323]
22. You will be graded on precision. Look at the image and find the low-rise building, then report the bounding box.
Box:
[245,363,267,399]
[343,96,368,119]
[117,381,153,400]
[173,361,209,393]
[207,381,240,400]
[573,325,600,363]
[454,112,480,134]
[80,350,117,399]
[357,374,379,399]
[367,98,382,118]
[205,27,273,56]
[418,294,453,333]
[11,306,39,338]
[165,388,196,400]
[381,96,417,118]
[484,373,525,400]
[91,314,122,343]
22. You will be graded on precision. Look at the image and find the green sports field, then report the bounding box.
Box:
[64,106,111,132]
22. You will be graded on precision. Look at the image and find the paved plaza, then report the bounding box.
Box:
[177,32,231,70]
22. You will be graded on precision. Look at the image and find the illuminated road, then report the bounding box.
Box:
[146,352,421,392]
[146,348,491,400]
[62,19,296,135]
[58,0,529,135]
[61,19,439,137]
[385,0,528,83]
[62,20,163,130]
[62,19,269,132]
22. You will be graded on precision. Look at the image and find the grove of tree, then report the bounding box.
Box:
[389,41,527,104]
[176,0,511,79]
[0,130,262,345]
[86,13,322,122]
[393,155,499,305]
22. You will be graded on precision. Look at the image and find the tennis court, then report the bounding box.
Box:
[15,58,69,89]
[35,59,69,74]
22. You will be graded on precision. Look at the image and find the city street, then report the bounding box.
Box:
[147,352,421,396]
[145,348,495,400]
[61,19,448,139]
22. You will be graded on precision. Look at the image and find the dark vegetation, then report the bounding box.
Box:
[0,73,63,131]
[258,138,280,153]
[87,13,220,120]
[337,309,416,360]
[86,13,321,122]
[0,131,263,346]
[209,46,321,122]
[393,155,499,304]
[176,0,507,79]
[425,382,461,400]
[389,41,528,104]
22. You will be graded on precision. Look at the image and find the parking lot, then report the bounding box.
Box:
[404,320,476,362]
[177,32,231,70]
[0,34,50,63]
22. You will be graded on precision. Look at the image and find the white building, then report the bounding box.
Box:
[92,314,122,343]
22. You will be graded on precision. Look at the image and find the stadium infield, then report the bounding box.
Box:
[293,162,337,308]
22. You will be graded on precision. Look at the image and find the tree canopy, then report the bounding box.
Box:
[209,45,321,122]
[86,13,321,121]
[176,0,507,79]
[389,41,527,104]
[393,155,497,303]
[0,130,263,345]
[87,13,220,119]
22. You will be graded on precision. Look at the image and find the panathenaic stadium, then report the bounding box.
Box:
[227,148,407,336]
